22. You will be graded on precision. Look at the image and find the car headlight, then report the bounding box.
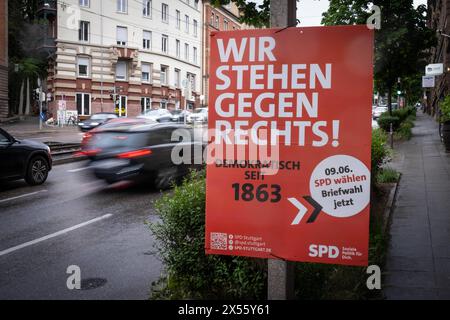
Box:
[78,122,84,126]
[91,122,99,126]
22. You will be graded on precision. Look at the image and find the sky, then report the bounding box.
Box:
[296,0,428,27]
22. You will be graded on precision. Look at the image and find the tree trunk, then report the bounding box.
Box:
[387,85,392,116]
[25,78,30,115]
[18,80,24,115]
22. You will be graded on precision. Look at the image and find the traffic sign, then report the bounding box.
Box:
[425,63,443,76]
[205,25,373,266]
[422,75,435,88]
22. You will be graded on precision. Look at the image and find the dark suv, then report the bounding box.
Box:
[0,128,52,185]
[81,121,204,189]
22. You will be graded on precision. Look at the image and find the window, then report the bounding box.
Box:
[187,73,196,91]
[174,69,180,88]
[142,63,151,83]
[79,0,89,7]
[78,21,89,42]
[194,0,199,9]
[117,0,127,13]
[176,39,180,58]
[194,20,198,37]
[161,3,168,22]
[185,15,189,33]
[143,0,152,17]
[215,16,219,28]
[224,20,228,31]
[193,20,198,37]
[161,65,168,85]
[0,131,10,145]
[143,30,151,50]
[76,93,91,116]
[176,10,180,29]
[116,60,128,80]
[141,97,151,113]
[77,56,90,77]
[210,13,214,26]
[160,100,167,109]
[193,47,197,64]
[117,26,127,46]
[161,35,168,53]
[184,43,189,61]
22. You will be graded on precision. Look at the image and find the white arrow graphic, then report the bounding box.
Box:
[288,198,308,225]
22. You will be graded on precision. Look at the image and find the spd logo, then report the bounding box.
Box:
[308,244,339,259]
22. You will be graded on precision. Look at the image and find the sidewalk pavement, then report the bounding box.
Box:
[383,112,450,299]
[0,116,82,143]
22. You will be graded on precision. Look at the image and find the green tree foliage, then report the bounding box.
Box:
[8,0,48,115]
[323,1,436,115]
[211,0,271,27]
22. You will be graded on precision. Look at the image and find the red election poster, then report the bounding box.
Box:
[205,25,374,266]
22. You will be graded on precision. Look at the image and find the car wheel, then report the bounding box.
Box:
[25,156,49,185]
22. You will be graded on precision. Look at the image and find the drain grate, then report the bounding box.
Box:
[80,278,107,290]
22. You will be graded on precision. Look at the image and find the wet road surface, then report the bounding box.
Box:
[0,161,164,299]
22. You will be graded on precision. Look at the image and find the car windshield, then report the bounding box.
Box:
[193,109,206,114]
[91,114,113,120]
[170,110,183,115]
[144,109,169,116]
[89,132,147,149]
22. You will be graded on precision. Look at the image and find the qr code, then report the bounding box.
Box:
[210,232,228,250]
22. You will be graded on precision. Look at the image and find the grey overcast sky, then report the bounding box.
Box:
[253,0,428,27]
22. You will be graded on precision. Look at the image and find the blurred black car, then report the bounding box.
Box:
[81,121,204,189]
[78,113,118,132]
[170,109,191,123]
[0,128,52,185]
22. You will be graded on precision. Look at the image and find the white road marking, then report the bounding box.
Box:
[0,190,48,204]
[68,167,90,173]
[0,214,113,257]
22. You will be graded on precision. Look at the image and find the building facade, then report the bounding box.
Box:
[202,1,243,107]
[0,0,8,119]
[39,0,203,119]
[427,0,450,115]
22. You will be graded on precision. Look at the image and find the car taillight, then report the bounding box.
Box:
[117,149,152,159]
[74,148,102,157]
[81,132,93,146]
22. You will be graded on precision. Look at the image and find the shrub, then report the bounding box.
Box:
[391,108,409,122]
[439,95,450,123]
[396,120,414,140]
[371,129,390,178]
[376,167,400,183]
[149,170,266,299]
[377,115,400,132]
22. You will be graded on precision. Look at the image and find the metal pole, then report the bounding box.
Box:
[268,0,297,301]
[100,0,104,113]
[38,77,43,130]
[390,122,394,149]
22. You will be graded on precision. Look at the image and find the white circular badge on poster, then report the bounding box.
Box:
[309,155,371,218]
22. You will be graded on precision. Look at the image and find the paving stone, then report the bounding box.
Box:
[385,256,434,272]
[384,114,450,300]
[383,287,439,300]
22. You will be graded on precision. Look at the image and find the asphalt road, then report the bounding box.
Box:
[0,160,164,300]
